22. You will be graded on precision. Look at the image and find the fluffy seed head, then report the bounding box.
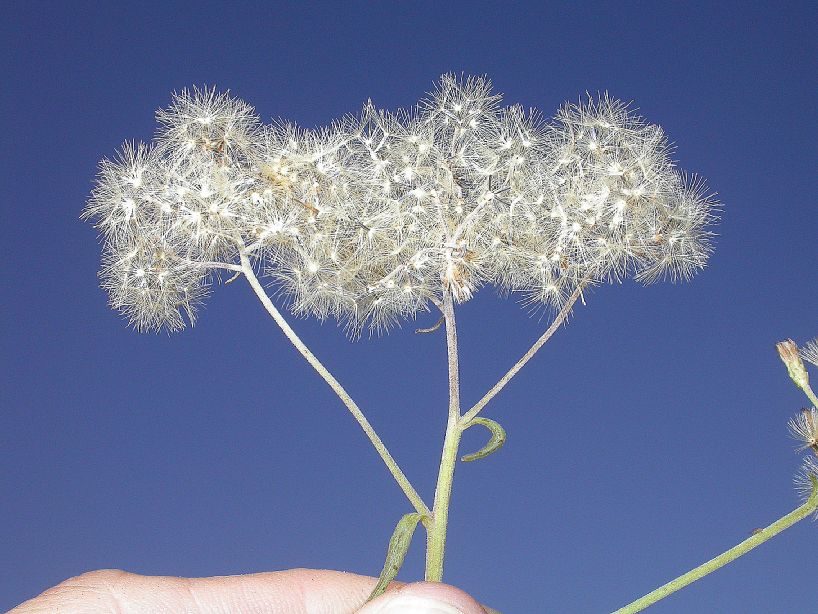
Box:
[155,86,261,167]
[789,407,818,452]
[794,456,818,511]
[84,75,717,334]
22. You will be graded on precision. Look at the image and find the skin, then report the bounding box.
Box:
[10,569,495,614]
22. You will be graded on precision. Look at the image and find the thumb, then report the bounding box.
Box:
[357,581,492,614]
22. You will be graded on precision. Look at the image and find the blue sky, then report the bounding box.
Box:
[2,1,817,612]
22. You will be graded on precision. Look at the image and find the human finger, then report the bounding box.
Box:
[9,568,498,614]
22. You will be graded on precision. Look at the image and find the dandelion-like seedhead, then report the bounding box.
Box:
[789,407,818,452]
[780,337,818,510]
[83,76,717,333]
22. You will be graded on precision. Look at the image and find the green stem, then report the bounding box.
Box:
[238,251,430,519]
[425,290,463,581]
[613,479,818,614]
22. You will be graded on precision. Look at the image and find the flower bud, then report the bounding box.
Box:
[777,339,810,393]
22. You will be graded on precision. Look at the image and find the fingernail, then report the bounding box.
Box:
[377,593,465,614]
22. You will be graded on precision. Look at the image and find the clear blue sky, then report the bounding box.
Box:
[2,2,817,612]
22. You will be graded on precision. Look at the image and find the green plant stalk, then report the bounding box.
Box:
[426,283,582,580]
[426,289,463,581]
[613,478,818,614]
[238,251,430,520]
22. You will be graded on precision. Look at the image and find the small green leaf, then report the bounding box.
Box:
[367,512,425,601]
[460,417,506,462]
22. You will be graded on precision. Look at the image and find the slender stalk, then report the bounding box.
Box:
[425,289,463,581]
[195,261,244,273]
[461,283,585,424]
[613,480,818,614]
[238,250,430,519]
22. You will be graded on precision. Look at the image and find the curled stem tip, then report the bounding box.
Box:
[416,315,445,334]
[460,417,507,462]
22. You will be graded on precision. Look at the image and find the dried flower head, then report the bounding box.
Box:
[84,75,717,334]
[776,339,810,392]
[788,407,818,452]
[155,86,261,166]
[795,456,818,508]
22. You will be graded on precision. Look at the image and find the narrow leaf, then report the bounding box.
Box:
[460,417,507,462]
[367,512,424,601]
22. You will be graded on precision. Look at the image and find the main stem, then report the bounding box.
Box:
[425,289,463,581]
[424,283,584,580]
[613,479,818,614]
[238,251,430,519]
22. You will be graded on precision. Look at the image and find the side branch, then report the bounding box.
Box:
[188,260,244,273]
[238,250,430,518]
[612,477,818,613]
[460,283,586,424]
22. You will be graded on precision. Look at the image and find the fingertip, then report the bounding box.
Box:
[358,581,488,614]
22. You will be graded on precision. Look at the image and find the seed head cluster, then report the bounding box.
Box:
[83,75,716,334]
[788,338,818,505]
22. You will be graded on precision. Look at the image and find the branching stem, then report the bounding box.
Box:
[461,283,586,424]
[238,250,430,519]
[188,260,244,273]
[425,283,585,580]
